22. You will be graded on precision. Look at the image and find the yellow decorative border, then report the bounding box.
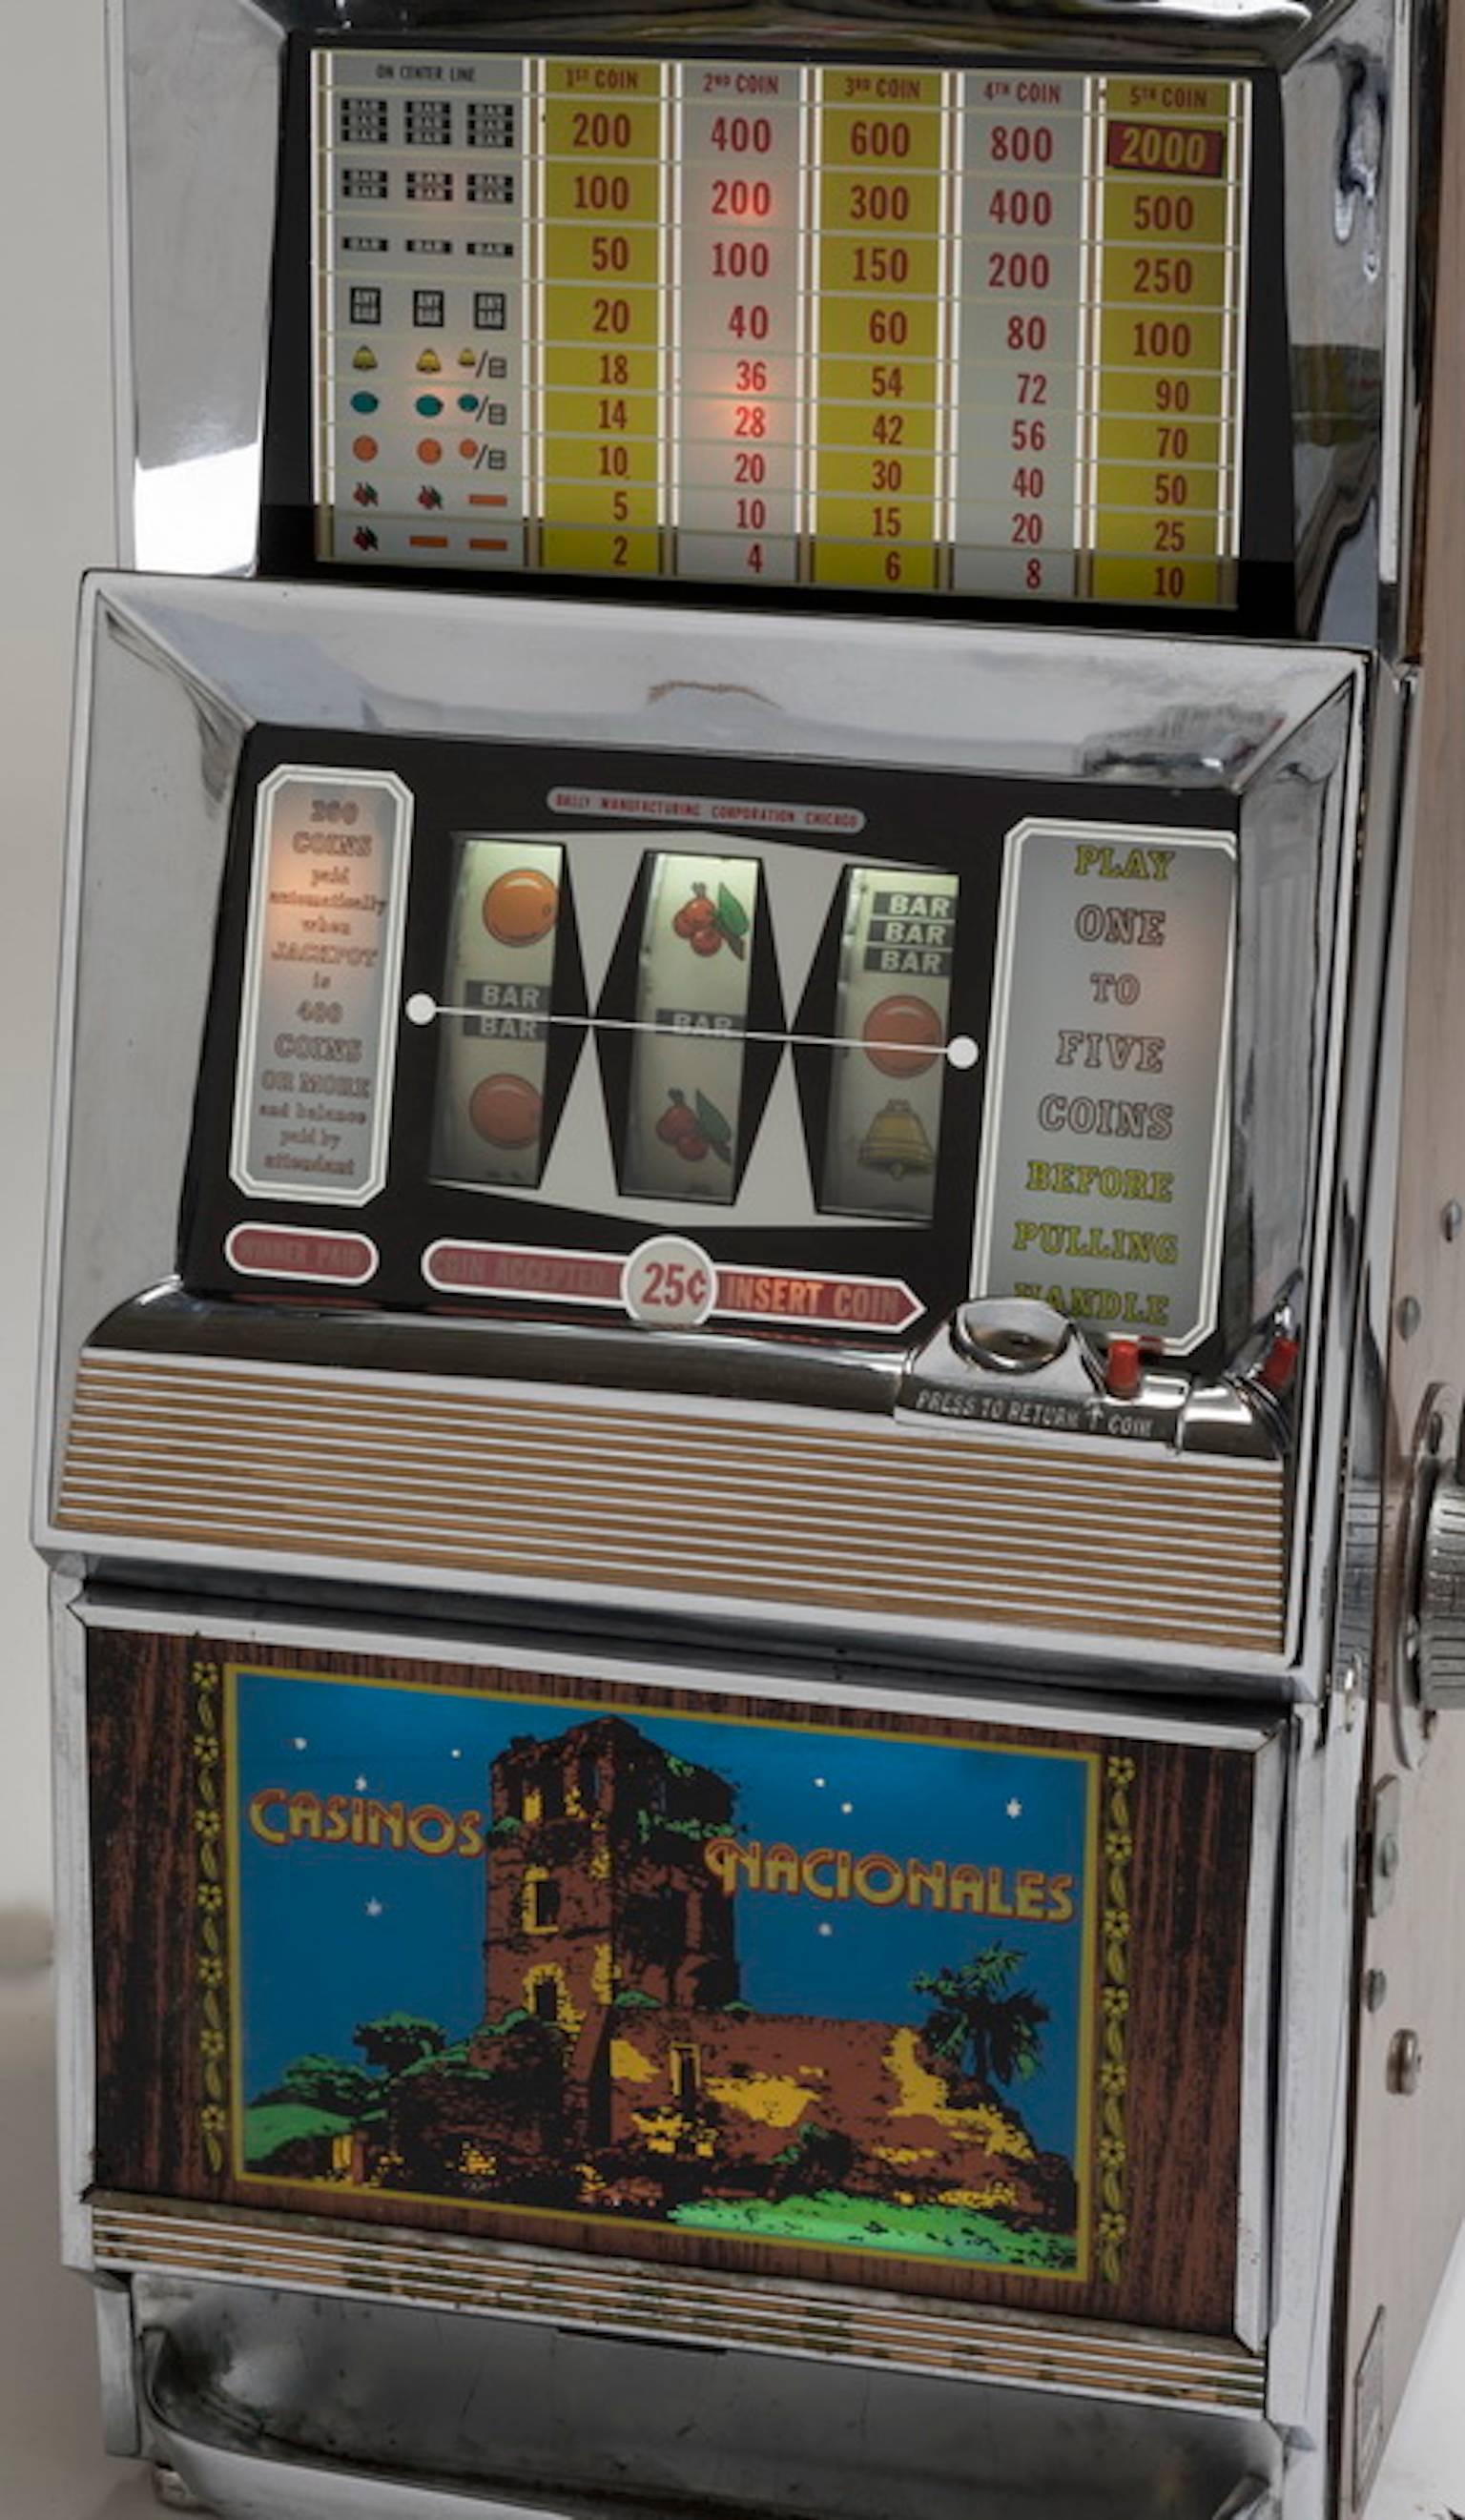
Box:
[192,1660,229,2175]
[1096,1753,1134,2284]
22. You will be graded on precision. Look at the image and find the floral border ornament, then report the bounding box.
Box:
[1096,1753,1134,2284]
[192,1660,229,2173]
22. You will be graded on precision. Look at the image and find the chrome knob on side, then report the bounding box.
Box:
[1416,1471,1465,1710]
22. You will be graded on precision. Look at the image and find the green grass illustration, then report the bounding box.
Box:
[669,2190,1077,2269]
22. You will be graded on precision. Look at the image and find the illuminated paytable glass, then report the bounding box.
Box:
[312,50,1250,607]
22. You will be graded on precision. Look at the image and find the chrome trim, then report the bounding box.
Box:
[72,1582,1283,1752]
[1379,0,1445,654]
[128,2274,1285,2520]
[95,2280,143,2459]
[54,1536,1296,1690]
[1286,0,1398,645]
[49,1568,95,2277]
[117,0,281,577]
[1257,674,1372,1695]
[1256,671,1417,2508]
[31,568,109,1572]
[35,576,1367,1688]
[1263,740,1397,2520]
[1263,1699,1370,2482]
[947,1298,1090,1378]
[1377,0,1413,600]
[137,2326,586,2520]
[1180,1383,1287,1462]
[115,0,1423,650]
[94,2202,1271,2410]
[1235,1730,1286,2348]
[1289,670,1412,1711]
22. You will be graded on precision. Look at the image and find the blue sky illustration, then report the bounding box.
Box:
[232,1668,1092,2159]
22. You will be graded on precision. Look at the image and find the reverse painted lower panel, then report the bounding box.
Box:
[87,1624,1273,2341]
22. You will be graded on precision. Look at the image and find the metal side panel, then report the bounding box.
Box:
[1338,0,1465,2486]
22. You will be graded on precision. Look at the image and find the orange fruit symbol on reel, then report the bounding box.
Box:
[862,994,943,1078]
[468,1073,543,1152]
[482,866,560,946]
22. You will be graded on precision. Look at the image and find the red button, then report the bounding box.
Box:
[1104,1337,1144,1401]
[1258,1333,1300,1395]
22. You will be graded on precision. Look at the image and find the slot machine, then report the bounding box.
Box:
[34,1,1465,2515]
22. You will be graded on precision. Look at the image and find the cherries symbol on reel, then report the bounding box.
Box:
[656,1089,709,1162]
[654,1088,734,1167]
[672,885,721,954]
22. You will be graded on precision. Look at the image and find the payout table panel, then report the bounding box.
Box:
[294,44,1263,610]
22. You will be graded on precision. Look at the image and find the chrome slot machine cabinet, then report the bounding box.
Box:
[34,2,1465,2516]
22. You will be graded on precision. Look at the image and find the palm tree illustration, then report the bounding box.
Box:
[911,1945,1049,2092]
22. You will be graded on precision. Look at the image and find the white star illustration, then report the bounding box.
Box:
[365,1898,383,1918]
[1006,1798,1022,1818]
[817,1922,834,1938]
[292,1737,308,1752]
[451,1749,463,1760]
[814,1776,827,1789]
[840,1801,854,1815]
[355,1775,369,1792]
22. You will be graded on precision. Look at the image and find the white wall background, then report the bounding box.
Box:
[0,0,114,1928]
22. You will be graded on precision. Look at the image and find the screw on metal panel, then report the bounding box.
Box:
[1378,1830,1401,1879]
[1397,1296,1423,1340]
[1388,2029,1424,2095]
[1338,1658,1363,1728]
[1364,1969,1389,2012]
[1445,1201,1463,1242]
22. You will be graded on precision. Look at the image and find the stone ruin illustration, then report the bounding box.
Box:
[246,1715,1080,2269]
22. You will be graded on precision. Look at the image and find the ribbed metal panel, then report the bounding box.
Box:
[91,2202,1266,2411]
[56,1349,1288,1652]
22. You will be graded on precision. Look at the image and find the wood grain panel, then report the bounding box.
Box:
[58,1351,1289,1655]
